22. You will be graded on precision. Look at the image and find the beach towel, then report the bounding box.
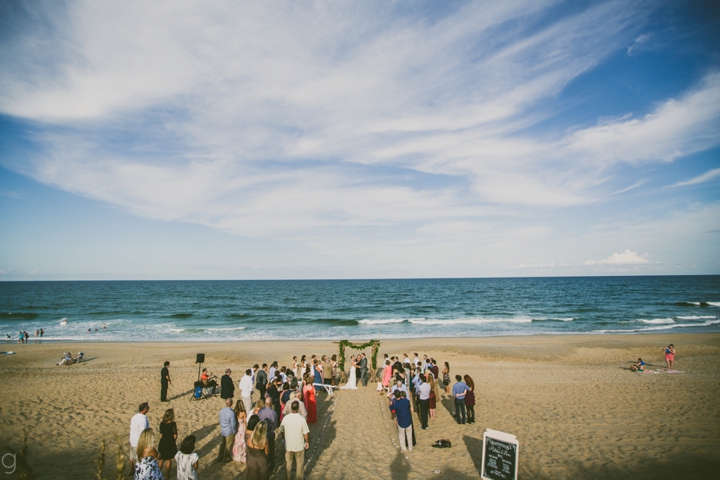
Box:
[664,369,683,374]
[0,351,15,356]
[642,370,660,374]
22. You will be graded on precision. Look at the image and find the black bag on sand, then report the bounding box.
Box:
[431,439,452,448]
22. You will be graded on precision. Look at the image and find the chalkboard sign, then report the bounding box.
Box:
[481,429,519,480]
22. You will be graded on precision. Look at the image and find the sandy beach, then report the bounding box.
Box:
[1,333,719,479]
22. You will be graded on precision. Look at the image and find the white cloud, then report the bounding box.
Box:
[584,249,649,265]
[563,72,720,166]
[0,1,718,278]
[626,33,653,56]
[668,168,720,188]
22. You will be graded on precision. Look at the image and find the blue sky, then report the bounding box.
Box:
[1,0,719,280]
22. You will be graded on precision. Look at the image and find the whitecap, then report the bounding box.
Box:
[638,318,675,324]
[707,302,720,307]
[358,318,410,325]
[408,316,533,325]
[533,317,575,322]
[676,315,715,320]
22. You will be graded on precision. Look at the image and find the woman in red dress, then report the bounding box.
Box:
[302,374,317,423]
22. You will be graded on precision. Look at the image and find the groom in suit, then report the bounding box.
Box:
[359,353,369,387]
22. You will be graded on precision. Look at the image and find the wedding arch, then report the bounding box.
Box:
[338,339,381,371]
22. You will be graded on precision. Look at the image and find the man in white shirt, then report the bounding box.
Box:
[413,353,420,367]
[282,391,308,418]
[239,368,254,417]
[279,400,309,480]
[129,402,150,465]
[417,374,432,430]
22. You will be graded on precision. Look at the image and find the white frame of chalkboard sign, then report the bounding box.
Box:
[481,429,519,480]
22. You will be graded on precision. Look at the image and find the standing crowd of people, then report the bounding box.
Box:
[130,350,483,479]
[378,353,477,452]
[132,353,350,480]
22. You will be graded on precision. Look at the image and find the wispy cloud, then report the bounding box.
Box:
[626,33,653,56]
[668,168,720,188]
[0,1,718,277]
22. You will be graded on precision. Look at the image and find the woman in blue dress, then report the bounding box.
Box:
[313,359,323,391]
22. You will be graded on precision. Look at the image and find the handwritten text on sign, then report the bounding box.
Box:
[482,430,518,480]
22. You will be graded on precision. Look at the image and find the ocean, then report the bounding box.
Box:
[1,276,719,342]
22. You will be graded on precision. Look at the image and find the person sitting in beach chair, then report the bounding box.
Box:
[630,358,645,372]
[57,352,73,366]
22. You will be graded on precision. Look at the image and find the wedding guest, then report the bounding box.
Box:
[269,361,278,381]
[249,400,264,424]
[175,435,199,480]
[158,408,178,478]
[417,374,431,429]
[258,397,278,472]
[240,369,255,417]
[129,402,150,467]
[313,359,323,392]
[390,390,413,452]
[382,360,393,389]
[302,375,317,423]
[268,377,283,419]
[388,377,407,401]
[134,428,162,480]
[282,389,308,418]
[464,374,476,424]
[160,361,171,402]
[221,368,235,399]
[442,362,451,394]
[430,358,439,379]
[232,399,248,462]
[413,353,420,367]
[279,400,310,480]
[292,356,299,376]
[453,375,468,424]
[246,415,260,442]
[428,376,438,420]
[246,420,270,480]
[216,398,237,463]
[322,355,332,386]
[256,364,268,399]
[281,382,293,408]
[331,354,340,386]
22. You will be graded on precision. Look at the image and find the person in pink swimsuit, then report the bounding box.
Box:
[664,344,675,368]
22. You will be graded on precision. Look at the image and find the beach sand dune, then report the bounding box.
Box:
[0,334,719,479]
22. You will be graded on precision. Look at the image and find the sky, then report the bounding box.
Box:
[0,0,719,280]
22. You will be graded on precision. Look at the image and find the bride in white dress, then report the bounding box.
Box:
[339,355,358,390]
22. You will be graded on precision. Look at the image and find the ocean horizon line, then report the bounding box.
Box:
[2,273,719,283]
